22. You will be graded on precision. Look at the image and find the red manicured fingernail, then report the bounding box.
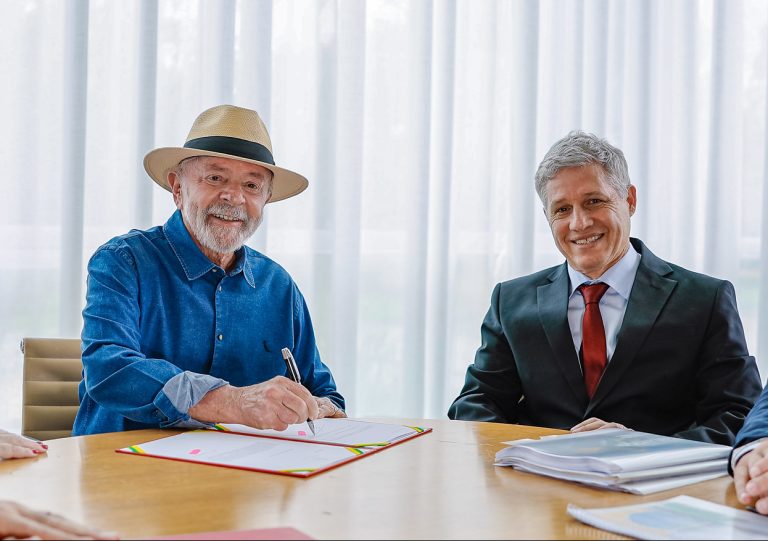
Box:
[41,444,48,449]
[33,449,45,454]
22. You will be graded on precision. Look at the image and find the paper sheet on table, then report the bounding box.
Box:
[568,495,768,539]
[118,430,367,477]
[213,418,428,447]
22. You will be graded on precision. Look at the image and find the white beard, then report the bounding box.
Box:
[180,189,261,254]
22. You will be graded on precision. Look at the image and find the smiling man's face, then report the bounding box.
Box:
[168,156,273,264]
[544,163,636,279]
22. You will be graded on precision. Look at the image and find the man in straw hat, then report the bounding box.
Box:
[73,105,345,435]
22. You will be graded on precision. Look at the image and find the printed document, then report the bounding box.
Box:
[118,419,431,477]
[567,495,768,540]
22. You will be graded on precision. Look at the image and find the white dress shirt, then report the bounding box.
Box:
[567,244,642,370]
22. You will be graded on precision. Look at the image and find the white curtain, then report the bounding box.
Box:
[2,0,768,431]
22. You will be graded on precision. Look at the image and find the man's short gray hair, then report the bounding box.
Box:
[534,131,630,205]
[173,156,202,178]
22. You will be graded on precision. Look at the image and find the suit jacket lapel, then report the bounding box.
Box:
[537,264,587,403]
[586,239,677,416]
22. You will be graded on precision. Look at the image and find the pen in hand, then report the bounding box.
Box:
[281,347,316,436]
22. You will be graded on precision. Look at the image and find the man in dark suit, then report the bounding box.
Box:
[732,386,768,513]
[448,130,762,445]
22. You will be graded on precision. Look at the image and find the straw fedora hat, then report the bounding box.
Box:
[144,105,308,203]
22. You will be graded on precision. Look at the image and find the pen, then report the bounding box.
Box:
[281,347,316,436]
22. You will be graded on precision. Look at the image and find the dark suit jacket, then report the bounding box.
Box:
[734,385,768,448]
[448,238,762,445]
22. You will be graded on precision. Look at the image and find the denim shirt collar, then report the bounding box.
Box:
[163,210,256,288]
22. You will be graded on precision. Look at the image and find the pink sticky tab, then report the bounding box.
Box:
[189,449,201,455]
[297,431,307,436]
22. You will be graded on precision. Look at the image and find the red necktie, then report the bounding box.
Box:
[578,282,610,399]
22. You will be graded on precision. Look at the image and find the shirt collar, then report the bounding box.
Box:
[567,242,641,300]
[233,248,256,288]
[163,210,255,288]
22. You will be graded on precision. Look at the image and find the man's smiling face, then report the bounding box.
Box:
[544,163,636,279]
[167,156,273,267]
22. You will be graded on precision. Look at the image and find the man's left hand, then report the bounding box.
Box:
[315,397,346,419]
[570,417,628,433]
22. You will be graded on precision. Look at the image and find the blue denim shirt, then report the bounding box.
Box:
[73,210,344,435]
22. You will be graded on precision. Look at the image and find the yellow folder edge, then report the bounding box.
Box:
[212,424,427,448]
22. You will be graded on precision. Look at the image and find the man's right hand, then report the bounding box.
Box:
[735,440,768,514]
[188,376,319,431]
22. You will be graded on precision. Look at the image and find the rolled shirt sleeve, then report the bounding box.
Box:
[163,371,229,428]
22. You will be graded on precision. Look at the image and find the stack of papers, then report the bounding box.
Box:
[494,428,730,494]
[118,418,431,477]
[568,495,768,539]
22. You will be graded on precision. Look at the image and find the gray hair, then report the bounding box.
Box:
[173,156,274,200]
[173,156,203,178]
[534,131,630,205]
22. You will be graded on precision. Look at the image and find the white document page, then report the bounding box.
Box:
[120,430,366,475]
[568,495,768,540]
[213,418,427,447]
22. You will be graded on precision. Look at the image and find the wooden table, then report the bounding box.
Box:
[0,419,741,539]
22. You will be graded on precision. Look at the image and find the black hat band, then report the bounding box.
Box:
[184,136,275,166]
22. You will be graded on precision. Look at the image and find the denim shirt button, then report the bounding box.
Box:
[217,334,223,341]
